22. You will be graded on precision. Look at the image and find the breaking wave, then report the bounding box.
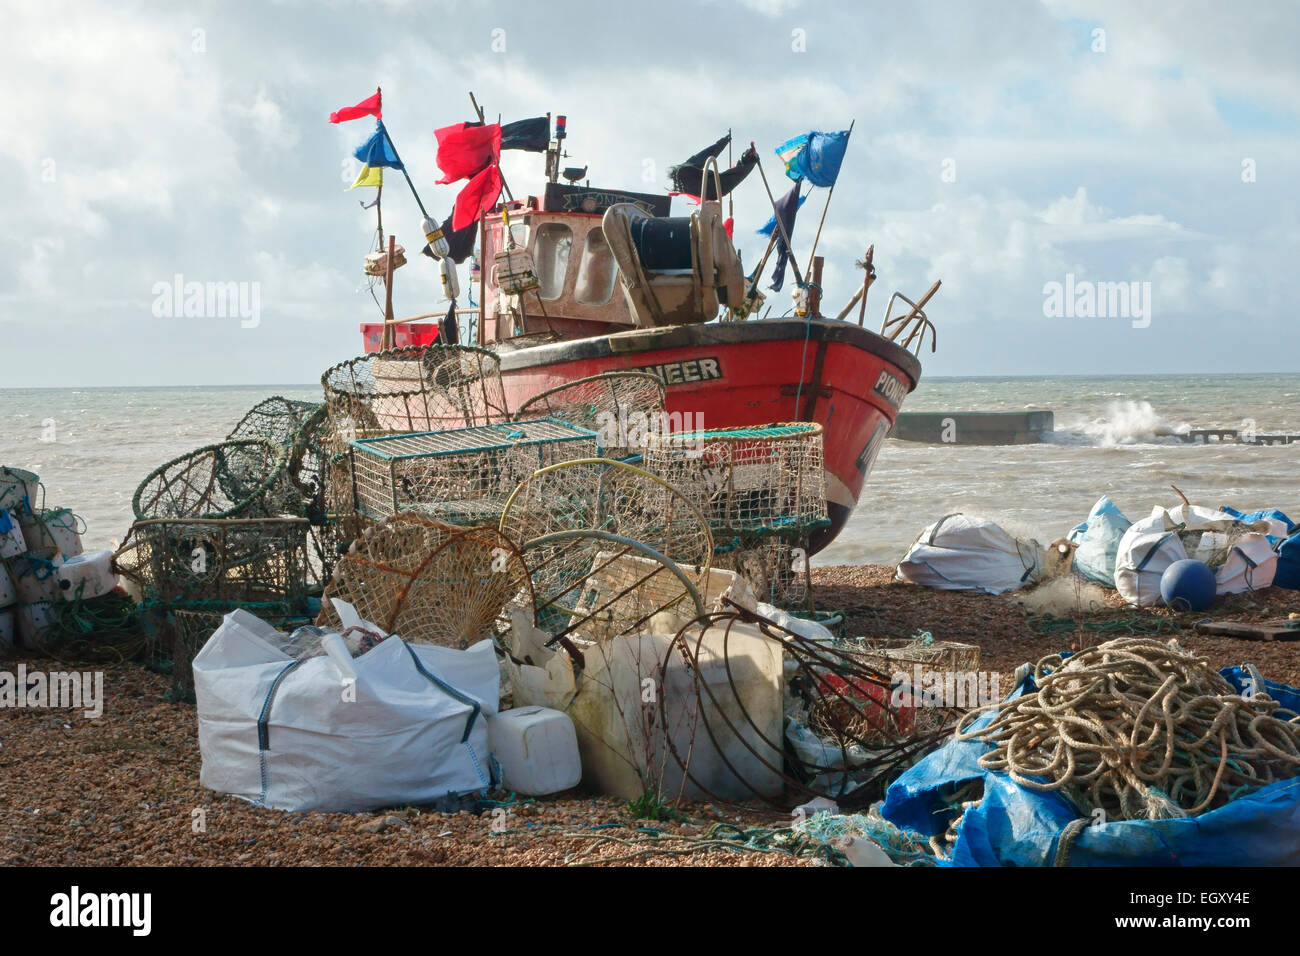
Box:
[1051,400,1190,448]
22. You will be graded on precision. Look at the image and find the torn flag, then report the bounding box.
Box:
[353,122,404,170]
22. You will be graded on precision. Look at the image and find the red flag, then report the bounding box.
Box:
[435,122,501,184]
[452,163,502,230]
[329,89,382,124]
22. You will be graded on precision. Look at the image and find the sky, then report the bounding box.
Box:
[2,0,1298,386]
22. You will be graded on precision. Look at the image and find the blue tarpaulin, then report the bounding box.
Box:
[881,667,1300,866]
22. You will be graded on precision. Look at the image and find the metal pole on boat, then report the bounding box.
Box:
[752,145,805,288]
[468,92,514,203]
[802,119,853,280]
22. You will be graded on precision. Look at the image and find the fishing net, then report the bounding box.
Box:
[958,638,1300,820]
[320,344,511,442]
[316,513,533,649]
[226,396,329,513]
[512,372,666,459]
[713,532,812,611]
[658,609,954,809]
[113,517,312,616]
[132,439,288,520]
[348,419,598,525]
[643,423,828,536]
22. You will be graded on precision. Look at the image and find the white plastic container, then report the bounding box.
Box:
[0,467,40,514]
[19,509,83,558]
[0,561,16,607]
[17,601,56,646]
[0,608,14,648]
[0,509,26,559]
[566,620,784,801]
[487,706,582,796]
[11,554,62,605]
[54,549,117,602]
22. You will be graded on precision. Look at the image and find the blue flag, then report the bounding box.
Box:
[353,121,404,170]
[774,129,850,187]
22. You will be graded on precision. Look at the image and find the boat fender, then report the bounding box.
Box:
[422,216,450,258]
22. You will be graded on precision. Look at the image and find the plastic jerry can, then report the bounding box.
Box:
[12,553,62,605]
[487,706,582,796]
[55,549,117,602]
[0,607,14,647]
[20,509,83,558]
[0,561,15,607]
[17,601,56,646]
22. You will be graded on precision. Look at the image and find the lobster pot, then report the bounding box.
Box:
[643,423,829,536]
[19,508,84,557]
[0,561,15,607]
[512,372,667,460]
[113,517,311,614]
[713,533,812,612]
[226,397,330,519]
[0,509,26,559]
[348,419,598,524]
[492,247,541,296]
[0,466,40,515]
[321,345,510,446]
[133,439,288,521]
[0,607,14,648]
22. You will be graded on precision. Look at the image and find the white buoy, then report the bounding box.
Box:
[55,549,117,602]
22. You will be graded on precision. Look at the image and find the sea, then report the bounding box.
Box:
[2,374,1297,566]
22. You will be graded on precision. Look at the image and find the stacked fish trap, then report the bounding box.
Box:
[316,513,532,650]
[347,419,598,526]
[320,344,513,544]
[498,458,714,641]
[644,423,828,610]
[511,371,666,459]
[226,397,338,584]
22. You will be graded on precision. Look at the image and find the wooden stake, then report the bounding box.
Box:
[381,234,396,350]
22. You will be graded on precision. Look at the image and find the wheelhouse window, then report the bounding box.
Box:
[574,227,618,306]
[533,223,572,300]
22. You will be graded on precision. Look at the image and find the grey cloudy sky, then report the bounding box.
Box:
[3,0,1298,386]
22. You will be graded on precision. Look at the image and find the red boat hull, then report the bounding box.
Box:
[491,319,921,553]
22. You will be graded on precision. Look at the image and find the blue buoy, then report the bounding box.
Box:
[1160,559,1217,611]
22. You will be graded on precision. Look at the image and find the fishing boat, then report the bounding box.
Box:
[358,115,936,553]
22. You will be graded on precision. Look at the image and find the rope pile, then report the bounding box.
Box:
[957,638,1300,820]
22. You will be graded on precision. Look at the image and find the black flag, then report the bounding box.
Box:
[767,179,802,292]
[501,116,550,152]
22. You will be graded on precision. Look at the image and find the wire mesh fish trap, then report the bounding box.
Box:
[227,396,330,517]
[348,419,598,525]
[316,513,533,650]
[113,516,312,615]
[712,532,812,611]
[498,458,714,635]
[643,423,829,536]
[512,372,666,459]
[132,439,289,520]
[167,604,314,700]
[321,344,510,444]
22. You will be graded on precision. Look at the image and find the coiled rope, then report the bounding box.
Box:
[956,638,1300,821]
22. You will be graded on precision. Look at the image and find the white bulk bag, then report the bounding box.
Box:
[1113,514,1187,607]
[1115,505,1278,606]
[194,608,498,812]
[895,513,1044,595]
